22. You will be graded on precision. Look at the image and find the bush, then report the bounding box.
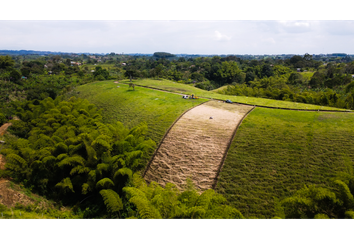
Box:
[0,113,6,125]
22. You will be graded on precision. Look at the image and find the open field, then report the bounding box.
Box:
[144,101,253,191]
[75,81,207,144]
[121,79,347,111]
[216,108,354,218]
[299,71,315,81]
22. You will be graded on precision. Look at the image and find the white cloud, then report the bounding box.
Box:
[214,30,231,41]
[0,20,354,54]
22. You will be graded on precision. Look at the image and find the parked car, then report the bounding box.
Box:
[182,95,189,99]
[225,99,233,103]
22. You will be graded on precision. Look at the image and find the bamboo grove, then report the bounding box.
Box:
[0,96,245,218]
[1,96,156,217]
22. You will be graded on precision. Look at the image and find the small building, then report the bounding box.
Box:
[122,63,126,66]
[352,75,354,78]
[297,68,301,72]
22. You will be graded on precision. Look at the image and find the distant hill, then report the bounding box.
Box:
[0,50,106,56]
[153,52,176,58]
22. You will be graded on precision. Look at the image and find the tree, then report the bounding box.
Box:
[122,175,245,219]
[0,55,15,69]
[289,55,303,65]
[214,61,241,85]
[309,71,325,88]
[288,73,304,85]
[124,66,139,79]
[245,71,256,85]
[93,66,109,80]
[303,53,313,61]
[261,64,274,78]
[278,179,354,219]
[190,72,204,82]
[8,68,21,84]
[3,97,156,213]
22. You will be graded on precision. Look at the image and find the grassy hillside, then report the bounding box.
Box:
[74,80,207,144]
[216,108,354,218]
[74,79,354,219]
[121,79,347,111]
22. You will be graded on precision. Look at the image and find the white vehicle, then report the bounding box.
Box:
[182,95,189,99]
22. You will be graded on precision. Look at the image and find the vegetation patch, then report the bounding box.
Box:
[75,81,207,144]
[216,108,354,218]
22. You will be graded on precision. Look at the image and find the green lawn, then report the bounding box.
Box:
[216,108,354,218]
[121,79,348,111]
[75,81,207,144]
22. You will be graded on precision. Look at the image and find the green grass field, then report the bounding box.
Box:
[299,71,315,81]
[215,108,354,218]
[75,81,207,144]
[121,79,347,111]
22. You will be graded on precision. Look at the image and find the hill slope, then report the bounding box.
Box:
[121,79,348,111]
[216,108,354,218]
[75,81,207,144]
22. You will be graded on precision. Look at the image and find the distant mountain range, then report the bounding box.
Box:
[0,50,353,59]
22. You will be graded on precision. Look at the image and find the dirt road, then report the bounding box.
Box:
[144,101,253,191]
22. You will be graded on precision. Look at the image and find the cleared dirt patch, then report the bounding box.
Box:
[144,101,253,191]
[0,122,12,136]
[0,180,36,208]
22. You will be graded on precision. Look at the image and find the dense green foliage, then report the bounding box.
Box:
[277,167,354,219]
[123,174,244,219]
[2,53,354,113]
[1,97,155,217]
[218,62,354,110]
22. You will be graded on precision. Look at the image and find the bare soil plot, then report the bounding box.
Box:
[0,179,36,208]
[144,101,253,191]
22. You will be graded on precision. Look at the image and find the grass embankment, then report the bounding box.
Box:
[121,79,347,111]
[75,81,207,144]
[216,108,354,218]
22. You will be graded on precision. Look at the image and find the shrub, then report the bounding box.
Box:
[0,113,6,125]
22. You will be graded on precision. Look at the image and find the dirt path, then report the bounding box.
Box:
[0,122,12,136]
[144,101,253,191]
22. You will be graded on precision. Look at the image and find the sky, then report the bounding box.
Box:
[1,20,354,55]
